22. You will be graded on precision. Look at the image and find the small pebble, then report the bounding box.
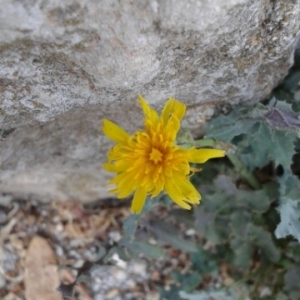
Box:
[73,259,84,268]
[146,292,160,300]
[105,288,120,299]
[109,231,122,242]
[55,245,64,257]
[2,250,18,271]
[185,228,196,236]
[260,287,272,298]
[55,223,64,232]
[112,253,127,269]
[130,260,147,277]
[69,249,81,259]
[111,267,127,281]
[83,249,98,261]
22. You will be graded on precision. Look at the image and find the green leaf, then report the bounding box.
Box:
[206,100,297,170]
[214,174,237,196]
[230,214,280,265]
[171,271,202,292]
[273,292,289,300]
[286,242,300,263]
[159,285,182,300]
[169,209,195,227]
[195,208,231,244]
[284,264,300,292]
[179,289,240,300]
[195,220,223,244]
[189,247,218,274]
[122,240,165,259]
[234,242,254,270]
[249,225,280,262]
[230,211,250,237]
[279,172,300,200]
[206,103,268,142]
[103,246,130,263]
[265,102,300,131]
[248,122,272,167]
[275,172,300,242]
[207,116,259,143]
[264,181,280,201]
[177,121,195,147]
[150,221,197,252]
[275,198,300,241]
[236,189,272,213]
[94,245,106,261]
[123,214,139,238]
[268,129,296,168]
[250,122,296,168]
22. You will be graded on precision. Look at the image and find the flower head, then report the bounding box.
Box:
[102,95,225,213]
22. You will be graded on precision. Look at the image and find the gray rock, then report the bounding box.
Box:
[0,0,299,202]
[0,194,13,206]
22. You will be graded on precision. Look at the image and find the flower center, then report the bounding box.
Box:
[149,148,163,164]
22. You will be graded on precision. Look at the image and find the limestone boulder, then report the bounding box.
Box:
[0,0,299,202]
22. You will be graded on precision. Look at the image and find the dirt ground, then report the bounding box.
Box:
[0,196,205,300]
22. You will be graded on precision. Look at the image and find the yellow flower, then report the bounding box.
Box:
[102,95,225,214]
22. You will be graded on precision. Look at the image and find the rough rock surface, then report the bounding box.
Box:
[0,0,299,202]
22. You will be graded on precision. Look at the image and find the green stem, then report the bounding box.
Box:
[194,138,216,148]
[185,138,262,190]
[227,153,261,190]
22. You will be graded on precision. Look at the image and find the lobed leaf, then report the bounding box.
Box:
[275,173,300,242]
[231,240,253,270]
[248,225,280,262]
[123,214,139,238]
[207,118,259,143]
[150,220,197,252]
[121,240,165,259]
[179,289,240,300]
[171,271,202,292]
[275,199,300,242]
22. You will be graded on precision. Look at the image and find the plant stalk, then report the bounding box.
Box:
[226,153,261,190]
[188,138,262,190]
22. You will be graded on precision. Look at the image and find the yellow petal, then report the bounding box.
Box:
[165,180,192,210]
[161,98,176,123]
[138,94,159,124]
[108,172,136,198]
[109,172,127,184]
[172,98,186,121]
[131,187,147,214]
[117,185,134,198]
[187,148,225,164]
[165,117,180,140]
[173,176,201,203]
[151,178,164,197]
[107,144,124,161]
[190,167,201,173]
[162,98,186,125]
[103,162,117,172]
[103,159,130,172]
[118,172,138,191]
[102,119,129,144]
